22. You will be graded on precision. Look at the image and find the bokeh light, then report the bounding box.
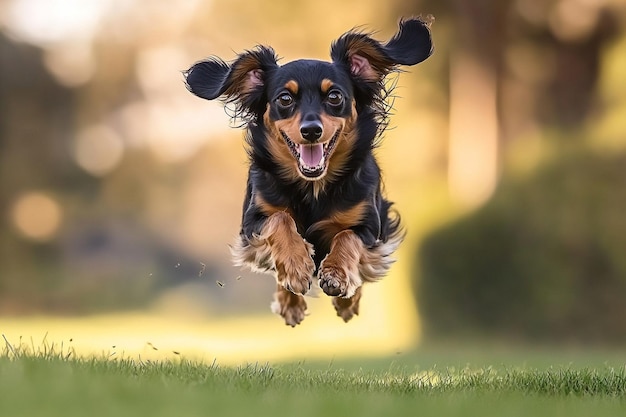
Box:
[549,0,601,42]
[73,124,124,176]
[1,0,104,45]
[43,41,96,87]
[11,191,63,242]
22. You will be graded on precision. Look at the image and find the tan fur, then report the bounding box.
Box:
[284,80,299,95]
[254,193,289,217]
[307,201,367,245]
[320,78,333,94]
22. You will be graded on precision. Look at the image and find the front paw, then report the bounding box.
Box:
[318,265,345,296]
[318,263,360,298]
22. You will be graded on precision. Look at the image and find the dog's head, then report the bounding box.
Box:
[185,17,433,182]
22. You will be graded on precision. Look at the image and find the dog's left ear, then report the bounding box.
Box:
[184,46,279,115]
[331,17,433,82]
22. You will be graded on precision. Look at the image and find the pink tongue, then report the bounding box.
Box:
[299,144,324,166]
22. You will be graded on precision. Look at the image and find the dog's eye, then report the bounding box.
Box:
[277,93,294,108]
[327,90,343,106]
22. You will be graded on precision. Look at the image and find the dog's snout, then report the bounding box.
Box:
[300,120,323,142]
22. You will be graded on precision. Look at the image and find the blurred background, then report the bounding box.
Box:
[2,0,626,361]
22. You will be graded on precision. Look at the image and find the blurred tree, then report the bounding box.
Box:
[0,33,75,311]
[395,0,622,206]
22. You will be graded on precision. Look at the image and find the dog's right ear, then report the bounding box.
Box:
[331,17,433,83]
[184,46,278,113]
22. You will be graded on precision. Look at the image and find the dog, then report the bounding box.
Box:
[184,17,433,326]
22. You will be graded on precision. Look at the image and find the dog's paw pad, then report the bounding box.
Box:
[318,267,346,297]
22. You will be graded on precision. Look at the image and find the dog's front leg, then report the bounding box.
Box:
[256,211,315,295]
[318,230,364,299]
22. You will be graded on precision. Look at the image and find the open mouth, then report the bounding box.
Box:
[281,130,340,179]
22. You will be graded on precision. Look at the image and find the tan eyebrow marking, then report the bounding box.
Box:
[321,78,333,94]
[284,80,299,94]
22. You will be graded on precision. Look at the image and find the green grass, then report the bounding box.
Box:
[1,338,626,417]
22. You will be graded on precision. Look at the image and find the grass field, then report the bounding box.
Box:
[2,337,625,417]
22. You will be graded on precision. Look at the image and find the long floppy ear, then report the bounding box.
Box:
[184,46,279,115]
[331,17,433,82]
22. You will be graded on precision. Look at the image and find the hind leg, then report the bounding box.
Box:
[332,286,362,322]
[271,284,308,327]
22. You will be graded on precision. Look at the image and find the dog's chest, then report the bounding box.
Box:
[293,198,364,240]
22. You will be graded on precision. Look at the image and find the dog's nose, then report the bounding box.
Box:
[300,121,323,142]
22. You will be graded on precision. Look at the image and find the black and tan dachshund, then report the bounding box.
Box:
[185,17,433,326]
